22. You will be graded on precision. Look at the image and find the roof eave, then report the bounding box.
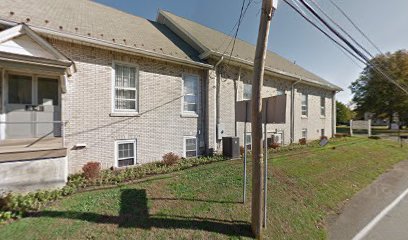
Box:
[204,51,342,91]
[0,19,213,70]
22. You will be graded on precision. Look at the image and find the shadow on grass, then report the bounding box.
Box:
[31,189,252,238]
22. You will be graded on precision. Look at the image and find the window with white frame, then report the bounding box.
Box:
[320,96,326,116]
[245,132,252,150]
[184,137,197,158]
[113,63,138,111]
[301,93,308,116]
[183,75,199,114]
[243,83,252,100]
[116,140,137,167]
[301,128,308,139]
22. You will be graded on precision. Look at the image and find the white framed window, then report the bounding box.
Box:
[113,62,138,112]
[243,83,252,100]
[301,93,308,117]
[115,139,137,167]
[183,74,199,114]
[320,96,326,116]
[301,128,308,139]
[245,132,252,150]
[184,136,197,158]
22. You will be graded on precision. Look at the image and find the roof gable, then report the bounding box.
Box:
[0,24,69,61]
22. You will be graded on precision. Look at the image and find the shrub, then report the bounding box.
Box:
[269,143,280,149]
[299,138,307,145]
[162,152,180,166]
[82,162,101,180]
[240,146,245,156]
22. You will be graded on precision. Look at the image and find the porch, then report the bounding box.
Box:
[0,135,66,162]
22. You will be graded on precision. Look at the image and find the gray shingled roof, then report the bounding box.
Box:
[159,10,342,91]
[0,0,203,64]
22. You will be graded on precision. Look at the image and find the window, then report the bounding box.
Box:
[38,78,59,106]
[114,63,138,111]
[183,75,199,113]
[184,137,197,157]
[243,83,252,100]
[320,96,326,116]
[245,132,252,150]
[301,128,308,139]
[301,93,308,116]
[8,75,32,104]
[116,140,137,167]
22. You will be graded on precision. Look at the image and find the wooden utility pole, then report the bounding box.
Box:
[251,0,277,238]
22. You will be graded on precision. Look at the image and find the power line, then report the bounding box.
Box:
[328,0,384,55]
[282,0,367,65]
[296,0,408,95]
[308,0,374,59]
[285,0,365,69]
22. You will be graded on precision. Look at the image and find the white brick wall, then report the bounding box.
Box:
[45,39,335,174]
[215,64,334,149]
[49,39,207,173]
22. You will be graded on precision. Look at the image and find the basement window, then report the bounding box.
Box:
[115,139,137,167]
[301,128,308,139]
[184,137,197,158]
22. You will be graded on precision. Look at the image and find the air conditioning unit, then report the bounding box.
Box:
[271,133,282,144]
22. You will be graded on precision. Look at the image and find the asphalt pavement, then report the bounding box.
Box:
[328,160,408,240]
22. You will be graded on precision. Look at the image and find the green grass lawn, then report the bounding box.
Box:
[1,137,408,239]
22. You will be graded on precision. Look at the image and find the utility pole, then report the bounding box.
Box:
[251,0,278,239]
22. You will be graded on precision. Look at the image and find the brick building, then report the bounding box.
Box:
[0,0,341,192]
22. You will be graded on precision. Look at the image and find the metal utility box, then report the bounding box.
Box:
[222,137,240,159]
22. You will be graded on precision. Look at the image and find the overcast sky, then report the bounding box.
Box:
[95,0,408,104]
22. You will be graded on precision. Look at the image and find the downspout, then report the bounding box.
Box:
[214,56,224,151]
[234,66,242,137]
[290,77,302,144]
[332,91,337,137]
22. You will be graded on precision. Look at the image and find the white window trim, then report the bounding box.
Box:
[320,96,326,117]
[301,93,308,117]
[114,139,137,168]
[301,128,308,139]
[243,83,252,101]
[181,73,200,117]
[111,61,139,115]
[183,136,198,158]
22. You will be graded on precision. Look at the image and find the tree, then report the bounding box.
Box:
[336,101,353,125]
[350,50,408,128]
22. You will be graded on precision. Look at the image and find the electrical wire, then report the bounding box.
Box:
[282,0,367,65]
[328,0,384,55]
[308,0,374,59]
[296,0,408,95]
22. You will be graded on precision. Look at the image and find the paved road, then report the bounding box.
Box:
[363,193,408,240]
[328,160,408,240]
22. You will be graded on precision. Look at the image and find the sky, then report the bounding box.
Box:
[95,0,408,104]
